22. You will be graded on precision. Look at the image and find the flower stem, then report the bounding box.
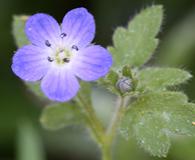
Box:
[107,96,126,140]
[102,142,112,160]
[102,96,127,160]
[76,93,105,144]
[76,92,127,160]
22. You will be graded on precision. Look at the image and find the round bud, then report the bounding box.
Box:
[116,77,132,93]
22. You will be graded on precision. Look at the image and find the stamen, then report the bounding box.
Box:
[47,56,54,62]
[63,58,70,63]
[45,40,51,47]
[72,45,79,51]
[60,33,67,38]
[59,49,64,53]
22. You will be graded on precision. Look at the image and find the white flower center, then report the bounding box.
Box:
[47,48,72,65]
[45,33,79,66]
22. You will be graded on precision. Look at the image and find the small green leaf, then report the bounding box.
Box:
[122,65,133,78]
[40,103,84,130]
[106,70,119,85]
[12,15,29,47]
[109,5,163,69]
[98,70,120,95]
[121,91,195,157]
[25,82,46,99]
[138,67,192,91]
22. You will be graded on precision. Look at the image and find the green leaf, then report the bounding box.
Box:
[12,15,29,47]
[133,112,171,157]
[109,5,163,69]
[120,91,195,157]
[25,82,46,99]
[40,103,84,130]
[166,102,195,136]
[98,70,120,95]
[122,65,133,78]
[137,67,192,91]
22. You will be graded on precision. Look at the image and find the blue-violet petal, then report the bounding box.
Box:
[12,45,50,81]
[41,67,80,102]
[71,45,112,81]
[62,8,95,49]
[25,13,61,48]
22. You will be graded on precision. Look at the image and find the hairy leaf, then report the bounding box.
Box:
[121,91,195,157]
[109,5,163,69]
[40,103,84,130]
[122,65,133,78]
[98,70,120,95]
[12,15,29,47]
[138,68,192,91]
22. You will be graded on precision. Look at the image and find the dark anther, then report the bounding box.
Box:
[72,45,79,51]
[47,56,54,62]
[45,40,51,47]
[60,33,67,38]
[63,58,70,63]
[59,49,64,53]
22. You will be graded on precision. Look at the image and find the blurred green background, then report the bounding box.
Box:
[1,0,195,160]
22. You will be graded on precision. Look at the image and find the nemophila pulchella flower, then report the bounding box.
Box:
[12,8,112,102]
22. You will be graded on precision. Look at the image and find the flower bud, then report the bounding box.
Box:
[116,77,132,93]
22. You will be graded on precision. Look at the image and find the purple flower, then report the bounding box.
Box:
[12,8,112,102]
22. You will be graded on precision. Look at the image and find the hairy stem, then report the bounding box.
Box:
[107,96,125,141]
[103,96,127,160]
[77,92,127,160]
[76,93,105,144]
[107,96,126,137]
[102,142,112,160]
